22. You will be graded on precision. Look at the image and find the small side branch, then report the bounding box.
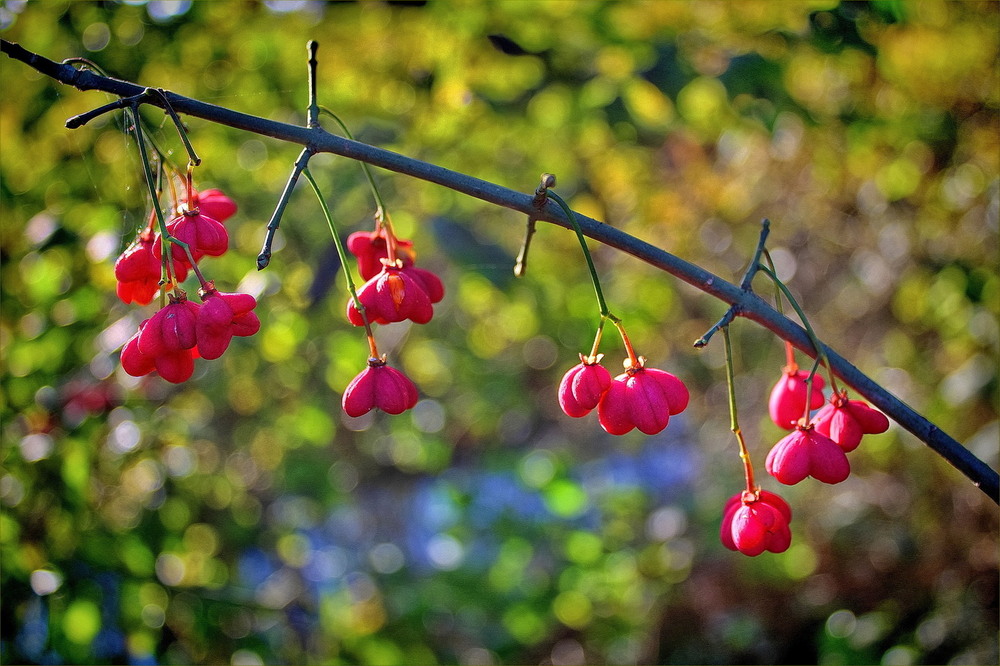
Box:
[258,147,314,269]
[694,219,772,349]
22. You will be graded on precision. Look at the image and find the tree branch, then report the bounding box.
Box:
[3,38,996,503]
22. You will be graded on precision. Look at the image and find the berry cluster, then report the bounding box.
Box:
[559,353,689,436]
[340,223,444,417]
[540,184,690,438]
[721,352,889,557]
[115,189,235,306]
[345,227,444,327]
[116,186,260,384]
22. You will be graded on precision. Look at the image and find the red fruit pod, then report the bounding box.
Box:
[720,490,792,556]
[403,266,445,304]
[347,229,416,281]
[190,188,237,223]
[121,320,195,383]
[120,322,156,378]
[812,393,890,452]
[765,425,850,485]
[114,237,161,305]
[644,367,690,416]
[597,363,690,436]
[197,289,261,360]
[156,211,229,267]
[115,235,189,305]
[342,359,419,417]
[138,297,201,357]
[768,369,826,429]
[154,349,196,384]
[558,357,612,418]
[346,266,434,326]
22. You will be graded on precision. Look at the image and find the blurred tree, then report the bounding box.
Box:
[1,1,996,665]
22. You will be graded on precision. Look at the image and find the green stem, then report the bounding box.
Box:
[723,326,757,496]
[318,106,389,224]
[801,356,823,424]
[761,250,783,316]
[148,88,200,167]
[546,190,610,318]
[301,167,379,359]
[587,317,608,361]
[128,108,176,289]
[758,264,840,396]
[129,106,209,293]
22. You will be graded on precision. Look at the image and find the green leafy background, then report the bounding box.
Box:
[1,1,997,664]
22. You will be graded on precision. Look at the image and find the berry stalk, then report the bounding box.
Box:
[723,326,757,496]
[302,167,380,359]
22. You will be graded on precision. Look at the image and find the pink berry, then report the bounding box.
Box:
[768,368,825,429]
[120,322,156,378]
[155,211,229,268]
[558,356,612,418]
[121,319,195,384]
[138,296,201,357]
[346,229,415,281]
[188,188,237,223]
[597,363,689,436]
[812,392,890,452]
[115,234,189,305]
[403,266,445,304]
[766,425,850,485]
[342,359,419,417]
[346,266,435,326]
[196,288,261,360]
[720,490,792,556]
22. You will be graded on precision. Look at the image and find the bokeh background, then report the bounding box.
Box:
[1,1,997,664]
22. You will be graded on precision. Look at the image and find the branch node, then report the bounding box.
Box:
[694,305,739,348]
[532,173,556,208]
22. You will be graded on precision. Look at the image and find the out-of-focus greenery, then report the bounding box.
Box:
[1,1,997,664]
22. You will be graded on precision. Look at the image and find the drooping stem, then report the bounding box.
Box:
[587,317,608,361]
[723,326,757,495]
[761,249,783,316]
[317,106,403,263]
[149,88,200,167]
[318,107,390,226]
[759,264,841,396]
[801,356,823,425]
[128,107,186,291]
[130,111,208,290]
[302,167,379,359]
[612,320,641,370]
[546,190,610,318]
[784,340,797,372]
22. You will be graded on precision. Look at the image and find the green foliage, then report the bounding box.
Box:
[1,1,997,665]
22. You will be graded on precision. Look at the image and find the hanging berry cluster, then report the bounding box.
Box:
[255,107,445,419]
[339,219,444,417]
[700,225,890,557]
[531,179,690,436]
[114,100,259,385]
